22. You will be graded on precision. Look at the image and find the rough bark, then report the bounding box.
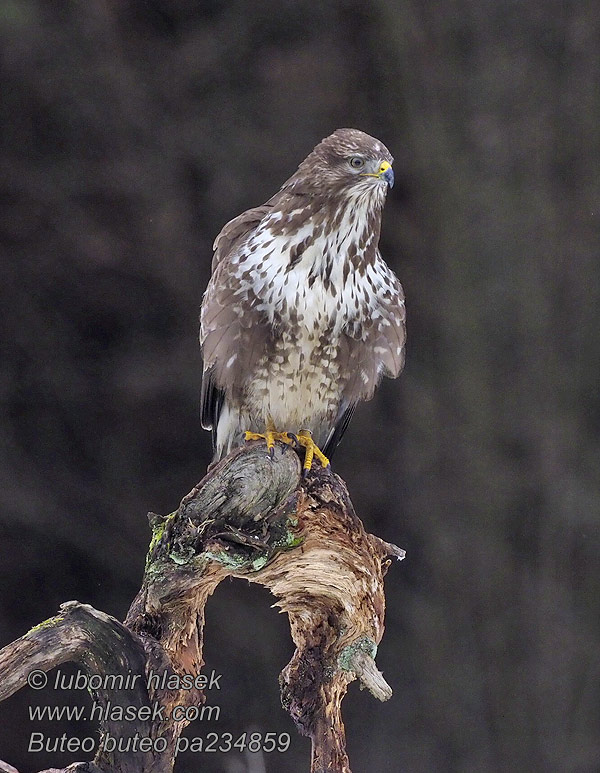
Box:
[0,442,403,773]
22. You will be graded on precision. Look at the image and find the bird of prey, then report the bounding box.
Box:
[200,128,406,471]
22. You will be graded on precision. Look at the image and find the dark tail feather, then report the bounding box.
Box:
[322,402,356,459]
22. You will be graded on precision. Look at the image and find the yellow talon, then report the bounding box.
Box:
[244,421,296,456]
[244,430,271,443]
[244,424,329,471]
[297,430,330,472]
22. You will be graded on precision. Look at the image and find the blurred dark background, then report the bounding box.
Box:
[1,1,599,771]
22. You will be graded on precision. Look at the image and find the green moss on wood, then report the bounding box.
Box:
[26,615,63,636]
[145,511,176,568]
[337,636,378,672]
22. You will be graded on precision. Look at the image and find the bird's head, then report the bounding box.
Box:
[284,128,394,199]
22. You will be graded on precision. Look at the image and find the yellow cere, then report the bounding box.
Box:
[360,160,392,179]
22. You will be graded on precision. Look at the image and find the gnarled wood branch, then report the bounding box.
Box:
[0,442,404,773]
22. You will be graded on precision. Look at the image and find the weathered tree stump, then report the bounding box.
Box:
[0,442,404,773]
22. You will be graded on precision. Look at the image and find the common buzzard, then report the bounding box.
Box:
[200,128,405,470]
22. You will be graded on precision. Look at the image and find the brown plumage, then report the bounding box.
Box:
[200,128,406,461]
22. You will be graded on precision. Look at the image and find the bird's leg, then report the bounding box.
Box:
[244,422,328,470]
[244,418,297,456]
[296,430,330,473]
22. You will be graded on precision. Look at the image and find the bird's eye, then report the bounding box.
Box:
[348,156,365,169]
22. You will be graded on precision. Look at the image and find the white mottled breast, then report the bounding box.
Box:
[226,196,388,435]
[233,200,380,329]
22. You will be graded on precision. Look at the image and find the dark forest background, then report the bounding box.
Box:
[1,1,599,772]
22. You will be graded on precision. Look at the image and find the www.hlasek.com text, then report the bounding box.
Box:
[29,700,220,724]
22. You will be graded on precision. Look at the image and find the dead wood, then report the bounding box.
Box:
[0,442,404,773]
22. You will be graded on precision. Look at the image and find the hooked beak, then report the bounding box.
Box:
[361,160,394,188]
[379,161,394,188]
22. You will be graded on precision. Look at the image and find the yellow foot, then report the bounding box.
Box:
[244,428,296,456]
[296,430,330,473]
[244,426,329,472]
